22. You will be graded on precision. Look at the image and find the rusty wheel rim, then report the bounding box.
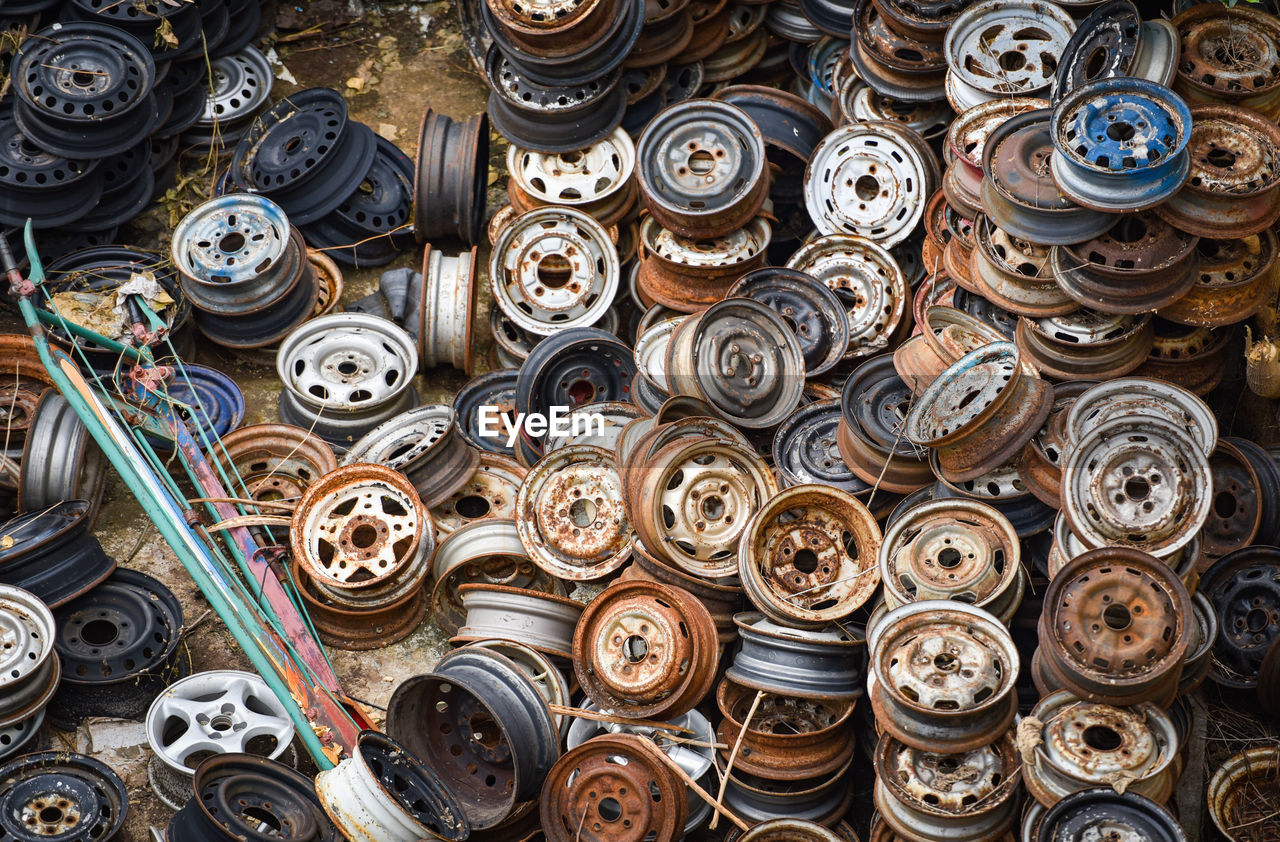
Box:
[715,678,855,781]
[1040,547,1192,704]
[1064,377,1217,457]
[739,484,882,627]
[1061,417,1211,559]
[1173,4,1280,100]
[517,445,632,580]
[631,436,778,578]
[971,216,1076,318]
[1203,439,1264,565]
[1208,747,1280,841]
[786,234,908,361]
[430,452,527,536]
[905,341,1051,483]
[429,520,560,637]
[874,731,1022,841]
[573,580,718,719]
[1159,231,1278,327]
[306,248,344,317]
[1017,380,1092,510]
[880,498,1022,622]
[291,464,425,591]
[1015,310,1153,380]
[869,600,1019,753]
[637,216,772,312]
[216,423,338,506]
[1025,690,1177,806]
[541,734,687,842]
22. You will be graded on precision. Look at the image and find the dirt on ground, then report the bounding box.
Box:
[0,2,502,837]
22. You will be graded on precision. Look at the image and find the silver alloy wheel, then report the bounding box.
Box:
[145,669,295,807]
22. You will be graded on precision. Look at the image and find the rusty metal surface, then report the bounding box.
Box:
[1038,546,1192,707]
[1052,214,1199,315]
[1159,231,1279,328]
[905,341,1051,483]
[1131,321,1231,396]
[618,539,744,645]
[541,733,686,842]
[1204,439,1265,566]
[215,422,338,506]
[1156,104,1280,238]
[291,463,426,591]
[516,444,632,580]
[294,557,429,650]
[880,498,1023,623]
[868,601,1019,754]
[738,484,882,627]
[1023,691,1178,807]
[430,452,528,536]
[572,579,718,719]
[429,519,562,636]
[1208,747,1280,842]
[1173,4,1280,117]
[715,678,856,781]
[873,731,1022,842]
[1060,416,1212,560]
[1015,310,1154,381]
[1016,381,1090,510]
[971,216,1077,318]
[637,216,771,313]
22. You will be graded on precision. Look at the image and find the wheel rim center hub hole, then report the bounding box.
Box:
[219,232,247,253]
[70,69,98,89]
[933,652,959,672]
[350,523,380,549]
[1082,724,1122,751]
[469,711,502,748]
[567,378,595,405]
[242,807,282,833]
[569,497,597,528]
[1123,476,1151,501]
[1102,603,1132,631]
[686,148,716,177]
[998,51,1026,72]
[455,495,491,519]
[793,548,820,574]
[24,795,77,831]
[284,136,304,154]
[598,797,623,822]
[854,174,879,201]
[1206,145,1237,169]
[534,254,575,291]
[937,547,963,569]
[1106,121,1136,142]
[80,619,119,647]
[700,494,725,521]
[623,634,649,663]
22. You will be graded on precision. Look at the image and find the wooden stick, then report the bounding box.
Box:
[206,514,293,531]
[710,689,763,830]
[547,703,695,735]
[649,744,750,833]
[188,496,297,511]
